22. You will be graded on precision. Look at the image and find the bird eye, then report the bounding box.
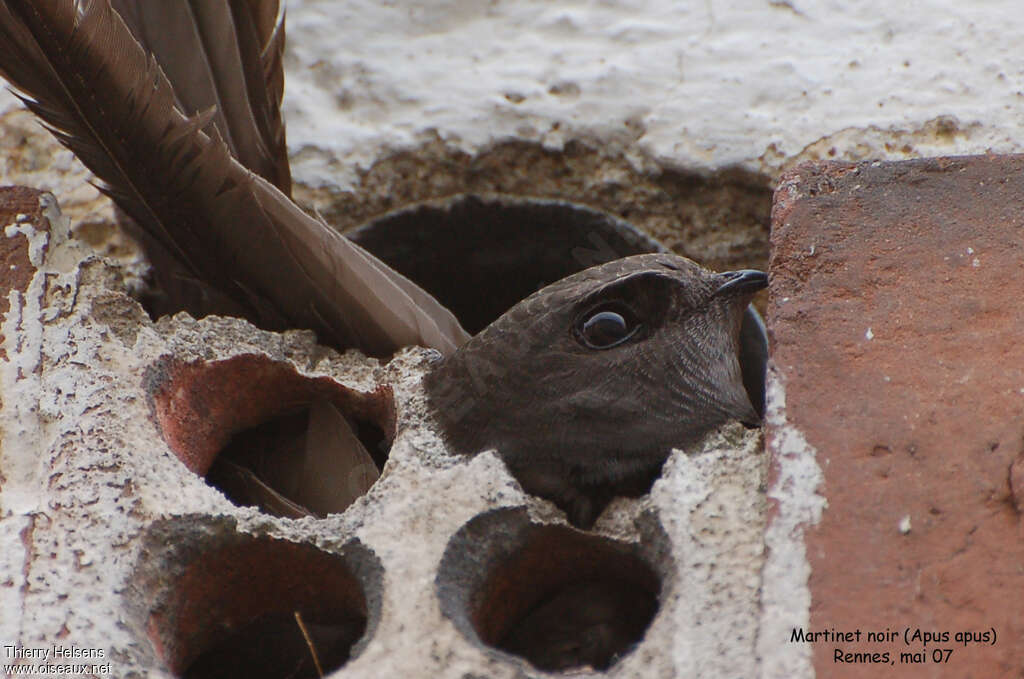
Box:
[575,306,641,349]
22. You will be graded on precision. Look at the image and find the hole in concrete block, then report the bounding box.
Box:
[437,508,666,673]
[349,194,666,334]
[349,193,768,417]
[129,517,382,678]
[145,354,395,517]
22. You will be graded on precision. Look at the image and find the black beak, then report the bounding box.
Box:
[715,269,768,296]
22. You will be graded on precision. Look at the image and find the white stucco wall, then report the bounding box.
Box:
[280,0,1024,188]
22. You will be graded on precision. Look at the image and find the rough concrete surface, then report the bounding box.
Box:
[766,155,1024,677]
[276,0,1024,188]
[1,190,767,677]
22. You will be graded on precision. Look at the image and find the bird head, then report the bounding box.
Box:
[425,253,767,489]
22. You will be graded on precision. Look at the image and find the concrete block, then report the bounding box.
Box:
[1,188,766,677]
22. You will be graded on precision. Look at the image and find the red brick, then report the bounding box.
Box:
[0,186,47,361]
[768,156,1024,677]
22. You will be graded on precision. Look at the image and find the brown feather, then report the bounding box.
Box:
[208,458,314,519]
[296,400,379,516]
[0,0,470,356]
[232,0,290,193]
[109,0,291,193]
[207,402,379,518]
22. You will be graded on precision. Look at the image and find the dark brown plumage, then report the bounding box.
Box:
[424,253,767,528]
[0,0,467,357]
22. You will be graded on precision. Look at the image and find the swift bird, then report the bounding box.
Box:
[425,253,766,527]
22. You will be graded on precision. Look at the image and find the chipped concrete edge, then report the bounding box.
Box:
[757,365,827,679]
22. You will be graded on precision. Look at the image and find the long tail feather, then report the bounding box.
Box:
[0,0,470,356]
[109,0,291,193]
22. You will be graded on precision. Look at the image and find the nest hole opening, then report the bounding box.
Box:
[130,523,381,679]
[348,194,667,335]
[437,509,663,673]
[145,354,396,518]
[206,403,388,519]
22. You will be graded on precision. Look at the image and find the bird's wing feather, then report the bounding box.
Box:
[109,0,291,193]
[0,0,470,356]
